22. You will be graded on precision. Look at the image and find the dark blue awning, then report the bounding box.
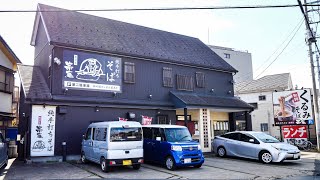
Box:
[170,91,254,112]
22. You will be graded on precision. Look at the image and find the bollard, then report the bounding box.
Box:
[62,141,67,162]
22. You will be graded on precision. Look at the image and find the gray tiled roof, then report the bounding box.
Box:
[17,64,52,101]
[235,73,293,94]
[170,91,253,110]
[34,4,236,72]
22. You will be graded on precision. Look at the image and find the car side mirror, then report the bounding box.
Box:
[249,139,255,143]
[156,137,161,141]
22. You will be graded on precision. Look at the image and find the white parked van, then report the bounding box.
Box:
[81,121,143,172]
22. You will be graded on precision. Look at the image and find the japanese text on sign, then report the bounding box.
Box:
[30,105,56,157]
[62,49,122,92]
[273,89,313,126]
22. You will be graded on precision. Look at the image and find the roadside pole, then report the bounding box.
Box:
[301,0,320,151]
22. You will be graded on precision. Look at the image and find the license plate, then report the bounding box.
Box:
[184,158,191,163]
[293,154,299,159]
[123,160,132,166]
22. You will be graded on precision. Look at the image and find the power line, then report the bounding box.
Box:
[0,4,320,13]
[234,18,304,83]
[236,18,304,92]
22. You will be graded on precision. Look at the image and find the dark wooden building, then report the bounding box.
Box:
[18,4,253,160]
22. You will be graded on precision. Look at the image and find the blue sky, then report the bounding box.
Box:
[0,0,315,88]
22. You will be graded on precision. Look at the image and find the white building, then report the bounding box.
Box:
[208,45,253,83]
[0,35,21,139]
[235,73,293,138]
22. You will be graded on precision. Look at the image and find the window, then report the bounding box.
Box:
[195,72,205,88]
[221,133,240,140]
[163,67,173,87]
[259,95,266,101]
[110,127,142,142]
[176,74,194,91]
[157,115,169,124]
[213,121,229,131]
[85,128,92,140]
[0,69,14,93]
[94,128,107,141]
[176,115,191,121]
[124,62,135,83]
[224,53,231,59]
[142,127,152,139]
[240,134,253,143]
[152,128,162,140]
[260,123,268,132]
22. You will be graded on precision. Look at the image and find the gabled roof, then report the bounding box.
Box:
[235,73,293,94]
[17,64,52,101]
[0,35,21,70]
[31,4,236,73]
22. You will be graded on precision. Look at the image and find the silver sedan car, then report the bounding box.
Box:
[212,131,300,163]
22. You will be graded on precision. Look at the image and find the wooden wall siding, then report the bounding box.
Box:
[54,106,176,155]
[50,47,234,103]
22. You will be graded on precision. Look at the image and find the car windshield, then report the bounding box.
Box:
[164,128,192,142]
[253,132,280,143]
[110,127,142,142]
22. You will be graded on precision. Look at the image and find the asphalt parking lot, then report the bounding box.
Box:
[1,152,320,179]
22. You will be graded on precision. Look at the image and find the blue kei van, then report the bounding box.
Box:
[142,125,204,170]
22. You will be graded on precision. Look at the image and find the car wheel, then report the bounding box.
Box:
[80,152,87,163]
[260,151,272,164]
[194,164,202,168]
[133,164,141,170]
[217,147,226,157]
[165,156,176,171]
[100,157,110,172]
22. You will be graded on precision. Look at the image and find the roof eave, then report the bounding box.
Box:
[31,4,51,46]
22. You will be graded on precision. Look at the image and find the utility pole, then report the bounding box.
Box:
[300,0,320,151]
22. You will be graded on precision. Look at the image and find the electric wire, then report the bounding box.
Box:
[0,4,320,13]
[234,18,304,83]
[236,18,304,93]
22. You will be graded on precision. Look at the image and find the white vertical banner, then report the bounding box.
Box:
[30,105,56,157]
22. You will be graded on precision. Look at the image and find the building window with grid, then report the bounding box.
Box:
[124,62,135,83]
[176,74,194,91]
[260,123,268,132]
[195,72,205,88]
[0,69,14,93]
[224,53,231,59]
[163,67,173,87]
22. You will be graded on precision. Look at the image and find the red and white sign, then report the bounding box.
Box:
[142,116,152,125]
[118,117,127,121]
[282,125,307,139]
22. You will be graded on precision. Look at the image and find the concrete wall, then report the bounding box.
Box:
[208,45,253,83]
[238,92,281,138]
